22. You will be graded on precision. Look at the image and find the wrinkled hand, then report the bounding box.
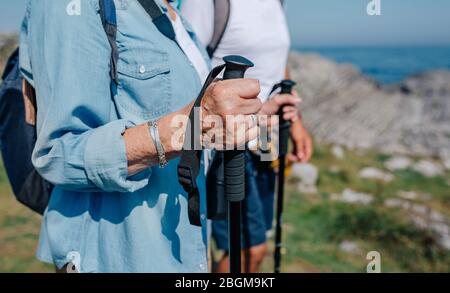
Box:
[201,79,262,149]
[288,119,313,163]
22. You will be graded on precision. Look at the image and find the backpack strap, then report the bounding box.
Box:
[137,0,176,41]
[207,0,230,58]
[99,0,119,84]
[206,0,284,58]
[99,0,177,84]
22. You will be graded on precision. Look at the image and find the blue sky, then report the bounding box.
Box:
[1,0,450,47]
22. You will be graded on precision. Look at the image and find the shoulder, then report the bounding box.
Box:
[28,0,100,24]
[25,0,108,47]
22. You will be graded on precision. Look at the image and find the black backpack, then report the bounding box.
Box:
[0,0,185,215]
[0,48,52,214]
[0,0,120,214]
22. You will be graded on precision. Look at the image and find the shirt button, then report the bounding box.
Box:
[139,65,146,74]
[199,263,206,271]
[119,0,128,9]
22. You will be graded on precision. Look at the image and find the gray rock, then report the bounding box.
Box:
[291,163,319,194]
[339,241,360,254]
[383,190,450,251]
[411,216,429,230]
[439,150,450,170]
[393,70,450,98]
[332,189,374,205]
[384,156,413,171]
[412,204,428,215]
[397,191,432,201]
[397,191,419,200]
[384,198,411,210]
[359,167,394,182]
[430,223,449,236]
[412,160,444,177]
[331,145,345,160]
[429,222,450,251]
[443,158,450,171]
[288,53,450,158]
[329,165,341,173]
[297,184,318,194]
[430,211,445,223]
[439,236,450,251]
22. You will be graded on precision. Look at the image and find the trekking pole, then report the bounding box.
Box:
[274,80,296,273]
[222,55,254,273]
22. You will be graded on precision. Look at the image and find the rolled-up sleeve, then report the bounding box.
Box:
[83,120,151,193]
[25,0,151,193]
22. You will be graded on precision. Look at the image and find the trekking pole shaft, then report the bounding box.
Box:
[274,80,296,273]
[222,55,254,274]
[274,155,286,273]
[228,201,241,273]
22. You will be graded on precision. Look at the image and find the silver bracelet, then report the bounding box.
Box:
[148,121,168,168]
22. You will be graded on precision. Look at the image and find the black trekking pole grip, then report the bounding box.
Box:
[222,55,254,274]
[222,56,254,202]
[277,80,296,156]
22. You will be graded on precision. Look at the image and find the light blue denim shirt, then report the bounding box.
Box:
[19,0,211,272]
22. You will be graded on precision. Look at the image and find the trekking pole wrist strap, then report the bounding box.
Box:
[178,64,226,227]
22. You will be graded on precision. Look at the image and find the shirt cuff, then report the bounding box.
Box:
[84,120,151,193]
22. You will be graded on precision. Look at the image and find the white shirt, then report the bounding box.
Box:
[181,0,291,101]
[171,14,210,83]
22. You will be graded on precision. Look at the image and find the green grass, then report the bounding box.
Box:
[261,144,450,273]
[0,143,449,272]
[0,162,53,273]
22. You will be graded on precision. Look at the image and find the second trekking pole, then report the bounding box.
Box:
[222,55,254,273]
[273,80,296,273]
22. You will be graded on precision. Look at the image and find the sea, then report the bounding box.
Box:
[296,47,450,85]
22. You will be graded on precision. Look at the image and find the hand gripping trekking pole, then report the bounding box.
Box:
[273,80,296,273]
[222,55,254,273]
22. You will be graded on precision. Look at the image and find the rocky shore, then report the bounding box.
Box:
[288,52,450,163]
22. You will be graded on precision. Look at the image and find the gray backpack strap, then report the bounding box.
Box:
[99,0,119,84]
[206,0,285,58]
[207,0,230,58]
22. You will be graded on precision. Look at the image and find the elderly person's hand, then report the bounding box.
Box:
[201,78,262,149]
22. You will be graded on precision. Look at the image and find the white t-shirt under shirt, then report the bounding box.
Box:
[171,14,210,84]
[181,0,291,102]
